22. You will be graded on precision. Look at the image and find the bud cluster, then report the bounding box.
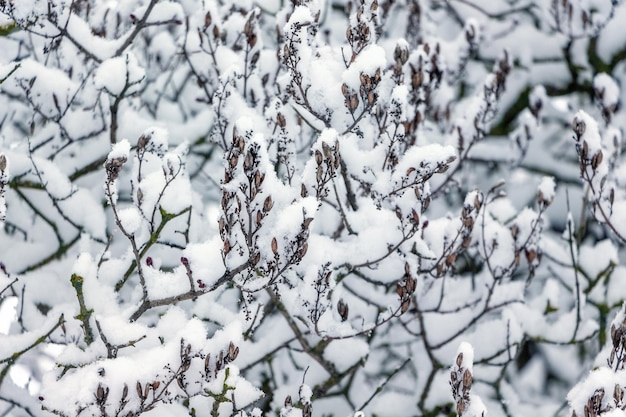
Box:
[306,264,333,327]
[272,107,296,184]
[345,0,381,61]
[404,43,443,137]
[456,51,510,155]
[550,0,619,37]
[568,306,626,417]
[396,262,417,314]
[450,350,474,417]
[593,73,620,124]
[76,338,242,417]
[219,125,272,268]
[302,136,340,200]
[430,191,481,277]
[571,111,619,233]
[609,306,626,371]
[341,68,381,115]
[282,384,313,417]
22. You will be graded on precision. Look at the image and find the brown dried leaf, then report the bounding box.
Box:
[136,381,144,400]
[263,195,273,212]
[400,298,410,314]
[462,369,472,389]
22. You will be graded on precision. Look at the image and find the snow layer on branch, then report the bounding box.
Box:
[538,176,556,204]
[63,9,123,60]
[393,144,456,184]
[593,73,620,110]
[184,238,227,290]
[455,341,474,373]
[342,44,386,90]
[108,139,132,160]
[567,367,622,417]
[41,311,253,415]
[0,313,62,359]
[95,52,145,96]
[511,302,598,344]
[323,338,369,373]
[573,110,603,157]
[5,59,78,119]
[136,1,184,25]
[105,139,131,205]
[118,207,143,235]
[579,239,617,280]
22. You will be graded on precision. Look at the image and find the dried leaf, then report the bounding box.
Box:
[462,369,472,389]
[136,381,144,400]
[400,298,410,313]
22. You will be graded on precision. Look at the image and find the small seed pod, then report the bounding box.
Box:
[314,149,323,166]
[614,384,623,403]
[348,94,359,112]
[396,282,406,298]
[341,83,349,98]
[462,369,472,389]
[394,43,409,65]
[405,276,416,294]
[277,112,286,128]
[337,298,349,322]
[228,341,239,361]
[456,352,463,368]
[573,118,586,139]
[591,151,603,170]
[411,71,424,88]
[263,196,273,212]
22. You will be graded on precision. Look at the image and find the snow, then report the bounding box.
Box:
[455,341,474,373]
[94,52,145,96]
[593,73,620,110]
[573,110,603,157]
[466,394,487,417]
[118,207,143,235]
[342,44,386,91]
[299,384,312,403]
[284,6,315,33]
[568,367,618,416]
[538,176,556,205]
[578,239,617,279]
[323,338,369,373]
[2,1,626,416]
[0,296,17,335]
[183,238,227,289]
[108,139,132,161]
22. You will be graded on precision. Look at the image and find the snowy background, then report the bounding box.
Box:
[0,0,626,417]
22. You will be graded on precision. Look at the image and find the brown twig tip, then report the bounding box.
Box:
[450,342,486,417]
